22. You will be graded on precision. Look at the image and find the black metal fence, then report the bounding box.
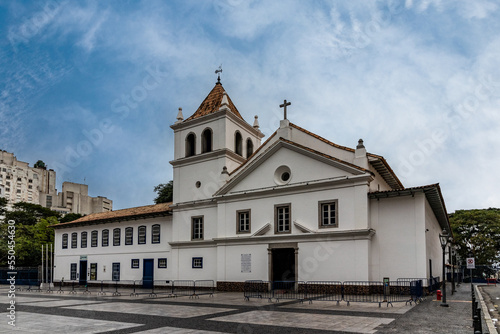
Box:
[35,279,216,298]
[244,279,428,307]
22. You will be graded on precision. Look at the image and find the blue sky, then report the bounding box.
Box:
[1,0,499,212]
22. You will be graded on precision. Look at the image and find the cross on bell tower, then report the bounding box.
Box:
[280,99,291,120]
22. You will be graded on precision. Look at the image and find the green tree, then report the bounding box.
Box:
[34,160,46,169]
[0,197,7,216]
[60,213,83,224]
[0,202,60,267]
[450,208,500,272]
[154,181,173,204]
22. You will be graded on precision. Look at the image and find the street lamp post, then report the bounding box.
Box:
[450,244,456,294]
[439,229,450,307]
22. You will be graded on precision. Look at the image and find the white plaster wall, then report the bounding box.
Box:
[177,247,217,280]
[229,147,351,194]
[220,185,367,238]
[217,244,269,281]
[297,240,370,281]
[425,199,444,280]
[53,216,172,281]
[369,194,427,281]
[172,206,217,242]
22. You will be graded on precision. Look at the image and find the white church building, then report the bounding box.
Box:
[52,78,450,290]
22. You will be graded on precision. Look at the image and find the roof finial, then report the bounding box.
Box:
[175,107,184,124]
[215,64,222,84]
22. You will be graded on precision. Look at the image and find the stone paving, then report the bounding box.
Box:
[0,283,490,333]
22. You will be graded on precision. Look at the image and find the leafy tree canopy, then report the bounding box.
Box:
[0,197,7,216]
[34,160,46,169]
[59,213,83,224]
[4,202,61,225]
[0,202,60,267]
[450,208,500,268]
[154,180,173,204]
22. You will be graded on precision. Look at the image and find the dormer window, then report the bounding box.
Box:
[235,131,243,156]
[185,133,196,157]
[202,128,213,153]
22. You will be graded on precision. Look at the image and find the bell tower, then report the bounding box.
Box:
[170,75,264,204]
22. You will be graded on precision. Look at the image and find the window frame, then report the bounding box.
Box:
[81,231,87,248]
[152,224,160,244]
[131,259,139,269]
[191,216,204,240]
[102,229,109,247]
[192,257,203,269]
[91,230,98,247]
[70,263,77,280]
[62,233,68,249]
[318,199,339,228]
[112,263,120,281]
[125,227,133,245]
[71,232,78,248]
[236,209,251,234]
[113,228,121,246]
[274,203,291,234]
[138,225,146,244]
[158,258,167,268]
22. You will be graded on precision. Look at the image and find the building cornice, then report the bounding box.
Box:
[169,228,375,248]
[169,148,246,167]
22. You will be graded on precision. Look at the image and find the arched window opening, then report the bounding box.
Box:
[235,131,243,156]
[246,138,254,158]
[185,133,196,157]
[202,128,213,153]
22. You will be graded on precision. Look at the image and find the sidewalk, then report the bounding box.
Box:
[380,283,490,333]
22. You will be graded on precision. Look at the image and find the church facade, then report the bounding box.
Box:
[52,79,449,289]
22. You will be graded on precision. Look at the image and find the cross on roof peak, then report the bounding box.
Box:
[280,99,291,120]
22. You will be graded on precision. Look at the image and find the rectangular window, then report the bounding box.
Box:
[191,217,204,240]
[319,200,338,228]
[158,258,167,268]
[152,224,160,244]
[113,228,120,246]
[275,204,291,234]
[131,259,139,269]
[81,232,87,248]
[237,210,251,233]
[125,227,133,245]
[71,232,78,248]
[102,229,109,247]
[91,231,98,247]
[62,233,68,249]
[70,263,77,280]
[138,226,146,244]
[90,263,97,280]
[112,263,120,281]
[192,257,203,269]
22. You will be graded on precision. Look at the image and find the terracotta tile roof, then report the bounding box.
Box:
[289,123,355,153]
[279,138,371,173]
[185,83,244,121]
[290,122,403,189]
[51,203,172,228]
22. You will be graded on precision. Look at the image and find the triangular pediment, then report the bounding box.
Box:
[215,139,372,196]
